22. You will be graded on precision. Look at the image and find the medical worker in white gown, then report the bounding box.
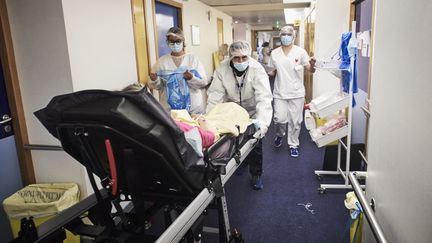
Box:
[207,40,273,190]
[149,27,208,114]
[268,26,316,158]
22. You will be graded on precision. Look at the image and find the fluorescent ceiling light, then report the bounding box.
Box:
[283,0,311,3]
[284,8,304,24]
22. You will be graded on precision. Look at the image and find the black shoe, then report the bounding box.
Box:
[274,136,283,148]
[251,175,263,190]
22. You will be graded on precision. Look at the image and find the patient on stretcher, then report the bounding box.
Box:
[122,83,252,157]
[171,102,250,156]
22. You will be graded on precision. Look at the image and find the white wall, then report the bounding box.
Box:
[364,0,432,242]
[233,23,251,44]
[313,0,350,98]
[182,0,233,76]
[7,0,139,197]
[6,0,88,194]
[62,0,138,91]
[7,0,234,198]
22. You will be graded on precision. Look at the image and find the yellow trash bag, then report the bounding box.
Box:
[2,183,80,243]
[344,191,363,243]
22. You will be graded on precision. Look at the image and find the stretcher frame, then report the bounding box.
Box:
[15,88,261,242]
[156,135,258,243]
[12,131,259,243]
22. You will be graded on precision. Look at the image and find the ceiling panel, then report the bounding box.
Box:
[232,10,285,27]
[197,0,310,27]
[198,0,282,6]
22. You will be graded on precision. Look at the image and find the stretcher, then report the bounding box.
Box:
[11,89,260,243]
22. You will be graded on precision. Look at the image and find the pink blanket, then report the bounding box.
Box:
[175,121,216,148]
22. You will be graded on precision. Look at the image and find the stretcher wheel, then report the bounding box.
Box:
[229,228,244,243]
[317,188,326,194]
[316,174,323,181]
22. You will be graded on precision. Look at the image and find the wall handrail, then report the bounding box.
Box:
[24,144,63,151]
[348,172,388,243]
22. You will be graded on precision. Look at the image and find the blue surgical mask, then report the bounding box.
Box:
[169,42,183,53]
[281,35,294,46]
[233,61,249,72]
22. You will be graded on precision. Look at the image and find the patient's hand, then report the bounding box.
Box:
[150,72,157,81]
[196,116,218,136]
[191,114,200,119]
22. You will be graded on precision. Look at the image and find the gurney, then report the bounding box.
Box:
[12,88,260,243]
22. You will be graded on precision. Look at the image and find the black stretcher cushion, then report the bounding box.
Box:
[35,89,254,197]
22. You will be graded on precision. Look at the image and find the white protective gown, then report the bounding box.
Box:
[149,53,208,114]
[206,59,273,130]
[268,45,310,147]
[268,45,310,99]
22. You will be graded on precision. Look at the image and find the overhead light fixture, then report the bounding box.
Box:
[284,8,303,24]
[234,20,238,24]
[282,0,311,3]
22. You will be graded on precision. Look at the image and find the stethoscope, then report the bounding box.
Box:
[232,69,248,107]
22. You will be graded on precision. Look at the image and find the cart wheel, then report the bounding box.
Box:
[317,188,326,194]
[316,174,323,181]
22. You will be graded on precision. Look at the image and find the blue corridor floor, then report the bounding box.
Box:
[203,123,350,243]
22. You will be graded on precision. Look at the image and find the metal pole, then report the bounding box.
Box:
[156,137,258,243]
[24,144,63,151]
[348,172,388,243]
[345,21,356,186]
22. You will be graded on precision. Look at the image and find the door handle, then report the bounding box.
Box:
[0,114,12,124]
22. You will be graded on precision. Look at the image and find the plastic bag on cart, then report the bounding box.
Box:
[339,32,358,107]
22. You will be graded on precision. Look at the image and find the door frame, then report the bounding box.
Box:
[251,29,274,51]
[0,0,35,185]
[217,18,224,48]
[131,0,151,85]
[349,0,376,154]
[152,0,183,59]
[303,7,315,103]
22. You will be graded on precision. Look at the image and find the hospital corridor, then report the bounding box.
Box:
[0,0,431,243]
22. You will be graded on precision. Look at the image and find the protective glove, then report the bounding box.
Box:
[251,119,268,139]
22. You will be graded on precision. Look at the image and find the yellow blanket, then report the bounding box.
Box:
[171,102,250,137]
[203,102,250,136]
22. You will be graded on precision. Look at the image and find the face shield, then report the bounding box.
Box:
[166,27,185,53]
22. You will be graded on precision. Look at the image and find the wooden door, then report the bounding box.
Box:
[304,9,315,103]
[131,0,150,84]
[217,18,224,48]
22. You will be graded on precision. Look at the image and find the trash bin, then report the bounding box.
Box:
[2,183,80,243]
[344,191,363,243]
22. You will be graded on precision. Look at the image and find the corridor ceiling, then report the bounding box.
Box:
[198,0,311,27]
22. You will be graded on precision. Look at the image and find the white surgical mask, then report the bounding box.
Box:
[281,35,294,46]
[169,42,183,53]
[233,61,249,72]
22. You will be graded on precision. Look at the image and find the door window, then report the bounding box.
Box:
[155,1,181,57]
